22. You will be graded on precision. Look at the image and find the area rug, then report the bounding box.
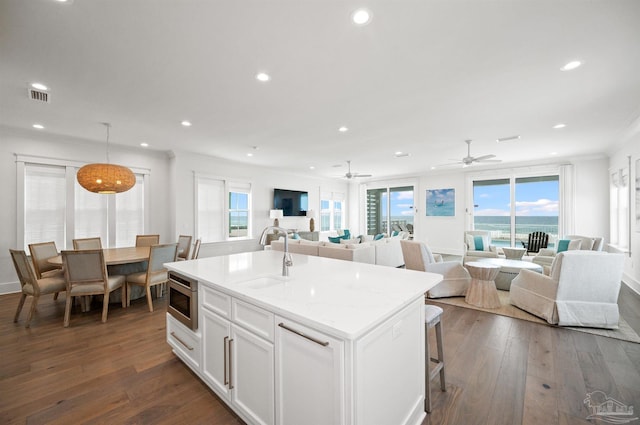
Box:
[428,290,640,344]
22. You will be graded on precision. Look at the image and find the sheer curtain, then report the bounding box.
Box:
[24,164,66,249]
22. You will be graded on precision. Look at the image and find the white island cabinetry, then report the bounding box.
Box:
[165,251,442,425]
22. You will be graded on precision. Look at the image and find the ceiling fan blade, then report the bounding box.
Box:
[353,173,372,178]
[472,154,496,162]
[476,159,502,163]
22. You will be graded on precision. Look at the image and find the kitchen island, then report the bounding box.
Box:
[165,250,442,425]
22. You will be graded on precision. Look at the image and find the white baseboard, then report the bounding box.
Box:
[0,281,21,295]
[623,273,640,296]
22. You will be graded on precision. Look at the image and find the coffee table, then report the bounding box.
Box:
[464,262,501,309]
[477,258,543,290]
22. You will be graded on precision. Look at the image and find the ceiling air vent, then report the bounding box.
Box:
[28,88,50,103]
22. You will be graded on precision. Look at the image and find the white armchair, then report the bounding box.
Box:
[463,230,499,264]
[510,251,625,329]
[401,240,471,298]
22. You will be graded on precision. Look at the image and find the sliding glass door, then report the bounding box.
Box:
[366,185,414,235]
[473,175,559,247]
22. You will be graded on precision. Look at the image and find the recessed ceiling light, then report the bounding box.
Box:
[395,152,410,158]
[352,8,371,25]
[247,153,253,157]
[561,60,582,71]
[309,166,315,170]
[140,142,149,147]
[338,126,348,132]
[550,152,558,155]
[31,83,48,91]
[553,123,566,129]
[256,72,270,82]
[32,124,44,129]
[181,120,192,127]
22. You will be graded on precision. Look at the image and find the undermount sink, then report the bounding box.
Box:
[239,276,288,289]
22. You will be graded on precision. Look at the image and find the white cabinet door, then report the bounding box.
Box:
[230,325,275,425]
[275,318,345,425]
[202,307,231,398]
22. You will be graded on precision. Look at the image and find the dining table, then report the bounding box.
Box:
[48,246,153,307]
[48,246,151,267]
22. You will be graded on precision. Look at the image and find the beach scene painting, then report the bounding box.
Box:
[426,188,455,216]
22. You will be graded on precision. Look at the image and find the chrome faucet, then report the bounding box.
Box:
[260,226,293,277]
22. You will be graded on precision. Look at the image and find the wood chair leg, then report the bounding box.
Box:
[146,286,154,313]
[14,293,27,323]
[64,294,73,327]
[126,284,132,307]
[121,286,126,309]
[102,293,110,323]
[25,295,39,328]
[53,292,59,300]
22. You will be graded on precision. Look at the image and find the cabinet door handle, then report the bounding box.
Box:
[170,332,194,351]
[228,338,234,390]
[278,322,329,347]
[223,336,229,385]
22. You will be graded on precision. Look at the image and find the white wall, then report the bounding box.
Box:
[609,135,640,294]
[170,150,349,245]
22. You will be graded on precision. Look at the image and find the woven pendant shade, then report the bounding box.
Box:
[77,163,136,194]
[77,122,136,194]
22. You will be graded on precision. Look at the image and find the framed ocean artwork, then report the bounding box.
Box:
[426,188,455,216]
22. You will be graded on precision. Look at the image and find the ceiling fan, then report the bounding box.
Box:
[436,140,502,168]
[342,160,372,179]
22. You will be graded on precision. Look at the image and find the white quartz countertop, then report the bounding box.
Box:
[165,250,442,339]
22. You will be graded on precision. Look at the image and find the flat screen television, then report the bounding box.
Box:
[273,188,308,216]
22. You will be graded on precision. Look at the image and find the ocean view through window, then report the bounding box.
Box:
[473,176,559,247]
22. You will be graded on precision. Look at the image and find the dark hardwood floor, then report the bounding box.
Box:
[1,285,639,425]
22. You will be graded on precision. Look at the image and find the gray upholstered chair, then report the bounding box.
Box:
[28,241,64,279]
[10,249,67,328]
[462,231,499,264]
[401,240,471,298]
[73,237,102,250]
[510,251,624,329]
[191,238,202,260]
[176,235,192,261]
[135,234,160,247]
[126,243,178,312]
[61,249,126,327]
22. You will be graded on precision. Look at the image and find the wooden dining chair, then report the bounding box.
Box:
[28,241,64,279]
[73,237,102,250]
[126,243,178,312]
[176,235,192,261]
[10,249,67,328]
[61,249,126,327]
[191,238,202,260]
[135,234,160,247]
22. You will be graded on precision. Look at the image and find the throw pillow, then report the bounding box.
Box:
[374,233,385,241]
[465,234,475,250]
[391,230,399,237]
[557,239,582,253]
[291,233,300,240]
[473,235,486,251]
[328,236,342,244]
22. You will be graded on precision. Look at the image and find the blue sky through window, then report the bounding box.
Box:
[474,180,558,216]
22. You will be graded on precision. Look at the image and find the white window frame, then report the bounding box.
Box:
[194,173,252,242]
[320,191,345,232]
[16,154,150,249]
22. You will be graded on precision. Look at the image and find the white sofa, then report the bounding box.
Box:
[510,251,625,328]
[532,234,604,269]
[271,236,405,267]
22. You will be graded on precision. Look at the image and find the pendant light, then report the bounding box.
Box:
[77,123,135,194]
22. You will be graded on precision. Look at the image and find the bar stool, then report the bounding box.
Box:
[425,304,446,413]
